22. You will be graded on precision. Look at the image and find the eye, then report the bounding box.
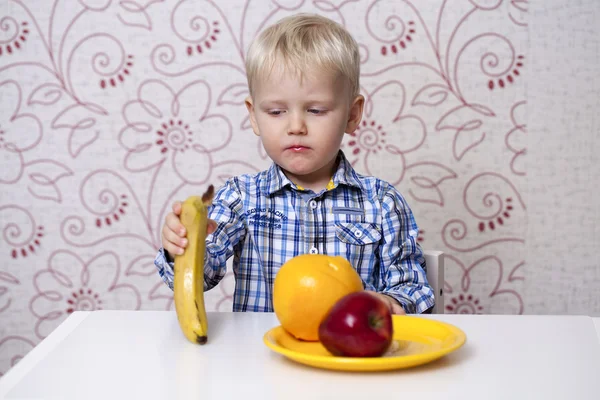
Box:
[308,109,326,115]
[267,110,283,116]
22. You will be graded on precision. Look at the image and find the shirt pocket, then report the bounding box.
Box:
[335,221,382,245]
[334,221,381,287]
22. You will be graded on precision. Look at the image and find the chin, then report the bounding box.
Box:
[278,157,317,175]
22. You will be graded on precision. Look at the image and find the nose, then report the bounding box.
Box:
[287,111,306,135]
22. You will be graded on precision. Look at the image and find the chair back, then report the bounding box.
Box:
[423,250,445,314]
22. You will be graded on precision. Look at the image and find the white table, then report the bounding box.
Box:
[0,311,599,400]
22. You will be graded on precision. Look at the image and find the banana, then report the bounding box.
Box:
[173,185,214,344]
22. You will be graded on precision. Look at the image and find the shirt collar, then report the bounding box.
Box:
[261,150,364,196]
[332,150,364,190]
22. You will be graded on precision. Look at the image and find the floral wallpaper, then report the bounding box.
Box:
[0,0,531,375]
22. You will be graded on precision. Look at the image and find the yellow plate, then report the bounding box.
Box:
[263,315,467,372]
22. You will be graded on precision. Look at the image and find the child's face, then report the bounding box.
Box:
[246,65,363,186]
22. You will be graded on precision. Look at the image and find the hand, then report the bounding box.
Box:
[367,292,406,315]
[161,201,217,257]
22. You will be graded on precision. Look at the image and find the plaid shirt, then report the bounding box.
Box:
[154,151,434,313]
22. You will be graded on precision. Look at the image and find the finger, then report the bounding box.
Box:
[165,213,185,237]
[370,291,404,315]
[207,219,217,234]
[164,242,185,257]
[391,303,406,315]
[162,227,185,256]
[172,201,182,215]
[162,225,188,250]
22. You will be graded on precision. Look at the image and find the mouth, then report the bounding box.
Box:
[286,145,310,152]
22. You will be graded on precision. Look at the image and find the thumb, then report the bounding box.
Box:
[207,219,217,234]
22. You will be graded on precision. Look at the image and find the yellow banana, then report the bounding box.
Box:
[174,185,214,344]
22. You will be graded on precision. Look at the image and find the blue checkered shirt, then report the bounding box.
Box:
[154,151,434,313]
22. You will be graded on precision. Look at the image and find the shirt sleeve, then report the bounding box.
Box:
[154,247,175,290]
[203,179,246,290]
[376,185,435,314]
[153,179,247,292]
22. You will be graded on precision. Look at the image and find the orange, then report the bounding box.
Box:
[273,254,364,341]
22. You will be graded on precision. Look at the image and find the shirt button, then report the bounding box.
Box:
[309,247,318,254]
[309,200,317,209]
[353,229,363,238]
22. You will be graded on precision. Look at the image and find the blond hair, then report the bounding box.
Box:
[245,13,360,99]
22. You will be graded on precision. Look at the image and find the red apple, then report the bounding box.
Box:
[318,291,393,357]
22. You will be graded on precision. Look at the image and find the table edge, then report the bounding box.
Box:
[0,311,92,397]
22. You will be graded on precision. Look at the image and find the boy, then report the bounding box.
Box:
[154,13,434,314]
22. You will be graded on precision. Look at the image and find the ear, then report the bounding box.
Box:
[245,96,260,137]
[344,95,365,134]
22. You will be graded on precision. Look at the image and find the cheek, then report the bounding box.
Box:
[254,117,279,147]
[320,116,347,141]
[255,114,279,132]
[253,113,266,129]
